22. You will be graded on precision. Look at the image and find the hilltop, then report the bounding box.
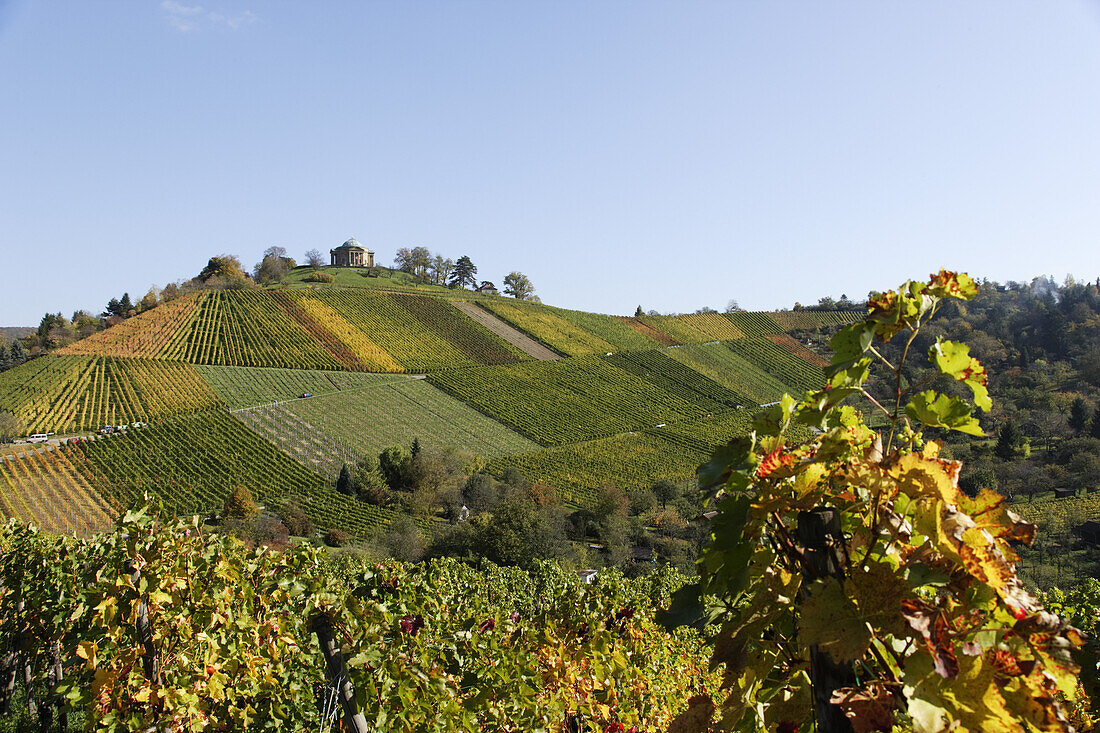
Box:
[0,267,856,568]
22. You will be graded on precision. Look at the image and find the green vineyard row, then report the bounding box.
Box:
[0,355,220,434]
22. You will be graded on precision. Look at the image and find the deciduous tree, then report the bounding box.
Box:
[503,271,535,300]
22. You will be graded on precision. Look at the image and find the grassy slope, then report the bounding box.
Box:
[234,379,539,477]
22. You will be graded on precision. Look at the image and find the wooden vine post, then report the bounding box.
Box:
[796,508,856,733]
[311,612,369,733]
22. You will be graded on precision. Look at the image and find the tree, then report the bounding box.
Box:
[379,445,413,491]
[1091,411,1100,440]
[429,256,454,286]
[223,485,258,520]
[336,464,357,497]
[9,340,26,366]
[995,420,1028,460]
[503,272,535,300]
[304,248,325,269]
[652,479,681,509]
[635,305,644,318]
[0,343,10,371]
[725,299,741,312]
[254,247,291,285]
[0,411,23,443]
[197,255,247,283]
[119,293,134,315]
[1069,397,1093,434]
[409,247,432,280]
[354,456,391,506]
[449,256,478,289]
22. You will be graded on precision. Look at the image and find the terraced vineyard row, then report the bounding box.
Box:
[726,337,825,395]
[764,332,831,368]
[234,379,539,477]
[0,355,220,434]
[160,290,345,369]
[664,342,795,405]
[477,299,620,356]
[489,409,759,504]
[766,309,864,331]
[299,290,480,371]
[58,292,203,358]
[66,409,398,537]
[390,294,528,364]
[427,357,707,446]
[602,350,750,411]
[196,365,415,410]
[0,445,115,536]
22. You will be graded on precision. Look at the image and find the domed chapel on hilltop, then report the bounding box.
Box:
[329,237,375,267]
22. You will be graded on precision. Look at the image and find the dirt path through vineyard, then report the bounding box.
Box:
[451,301,562,360]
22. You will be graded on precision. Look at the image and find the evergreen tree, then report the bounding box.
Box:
[448,256,478,289]
[994,421,1026,461]
[119,293,134,315]
[634,305,644,318]
[1091,411,1100,441]
[0,343,10,371]
[1069,397,1093,434]
[336,464,356,496]
[9,340,26,365]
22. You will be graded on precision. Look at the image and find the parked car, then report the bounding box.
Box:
[301,393,314,398]
[27,433,49,444]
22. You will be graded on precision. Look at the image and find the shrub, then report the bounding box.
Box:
[324,528,349,547]
[222,484,258,519]
[279,501,314,537]
[304,271,335,284]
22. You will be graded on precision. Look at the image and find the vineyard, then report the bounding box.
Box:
[477,299,622,356]
[57,292,203,358]
[427,357,709,446]
[601,350,750,411]
[490,409,760,504]
[765,308,864,331]
[0,518,720,730]
[0,355,220,434]
[725,336,826,394]
[297,290,503,371]
[663,341,797,404]
[159,290,345,369]
[0,444,114,535]
[196,364,415,410]
[234,379,539,477]
[63,409,399,537]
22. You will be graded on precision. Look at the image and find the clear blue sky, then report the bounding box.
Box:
[2,1,1099,326]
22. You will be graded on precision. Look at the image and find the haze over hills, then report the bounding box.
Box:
[0,264,855,543]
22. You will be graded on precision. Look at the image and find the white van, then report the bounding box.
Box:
[27,434,49,443]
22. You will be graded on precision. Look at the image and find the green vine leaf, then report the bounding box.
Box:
[929,338,991,411]
[905,390,984,436]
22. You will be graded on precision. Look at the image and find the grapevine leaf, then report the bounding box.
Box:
[697,437,753,491]
[826,323,874,376]
[900,598,958,679]
[905,390,984,436]
[829,682,896,733]
[926,269,979,300]
[928,339,991,411]
[799,578,872,663]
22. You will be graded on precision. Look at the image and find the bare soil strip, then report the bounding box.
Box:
[451,301,562,360]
